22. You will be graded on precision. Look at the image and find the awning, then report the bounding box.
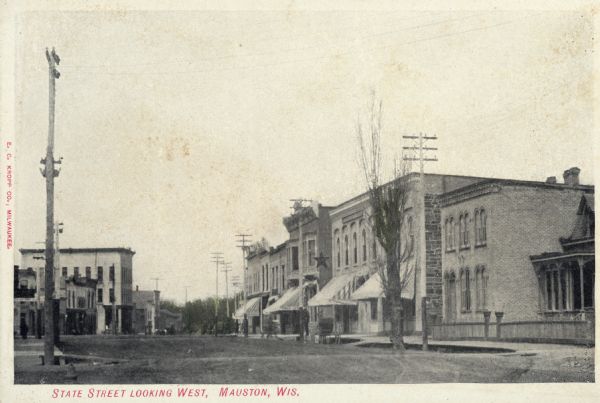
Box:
[308,273,358,307]
[263,287,300,314]
[233,296,261,319]
[351,272,384,300]
[350,269,415,300]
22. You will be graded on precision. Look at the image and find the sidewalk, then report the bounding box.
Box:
[14,338,65,368]
[247,331,593,356]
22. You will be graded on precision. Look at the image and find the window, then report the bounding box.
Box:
[460,268,471,311]
[344,235,349,266]
[445,272,456,321]
[109,288,115,303]
[449,217,455,250]
[362,229,367,262]
[98,266,103,281]
[475,266,488,310]
[475,209,487,246]
[281,266,285,289]
[353,232,357,264]
[272,266,275,290]
[480,209,487,245]
[370,299,378,320]
[98,289,103,303]
[459,213,469,248]
[109,266,115,281]
[308,239,315,266]
[62,267,67,277]
[336,237,340,267]
[407,216,414,253]
[291,247,299,271]
[85,267,91,279]
[74,267,80,278]
[372,238,377,259]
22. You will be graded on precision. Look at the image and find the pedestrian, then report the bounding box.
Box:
[19,319,28,340]
[303,309,309,337]
[242,314,249,338]
[266,315,274,338]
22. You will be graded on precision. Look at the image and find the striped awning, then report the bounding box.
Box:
[351,269,415,300]
[263,287,300,314]
[307,273,358,307]
[351,272,384,300]
[233,296,261,319]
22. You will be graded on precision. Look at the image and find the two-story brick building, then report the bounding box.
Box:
[439,168,594,325]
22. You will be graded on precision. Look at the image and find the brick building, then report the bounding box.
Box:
[307,173,487,335]
[439,168,594,324]
[19,247,135,335]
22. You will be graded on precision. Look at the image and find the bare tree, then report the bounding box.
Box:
[356,96,414,351]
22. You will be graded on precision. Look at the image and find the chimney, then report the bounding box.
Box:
[563,167,581,186]
[545,176,557,184]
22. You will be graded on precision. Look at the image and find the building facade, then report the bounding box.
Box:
[19,247,135,335]
[132,287,160,334]
[439,168,594,324]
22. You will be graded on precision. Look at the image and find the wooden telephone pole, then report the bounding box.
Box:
[41,47,61,366]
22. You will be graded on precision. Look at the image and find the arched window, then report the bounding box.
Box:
[476,266,488,310]
[336,237,340,268]
[362,229,367,262]
[480,209,487,245]
[449,217,454,250]
[407,216,414,253]
[460,268,471,311]
[474,209,480,244]
[353,232,358,264]
[464,213,470,246]
[372,238,377,259]
[446,271,456,321]
[344,235,349,266]
[458,214,465,247]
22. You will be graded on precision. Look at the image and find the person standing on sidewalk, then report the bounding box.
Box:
[242,314,249,338]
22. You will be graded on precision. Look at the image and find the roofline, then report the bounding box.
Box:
[20,247,136,255]
[439,178,593,206]
[530,252,595,263]
[331,171,594,211]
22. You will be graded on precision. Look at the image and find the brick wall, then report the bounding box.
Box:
[441,184,589,323]
[425,194,443,323]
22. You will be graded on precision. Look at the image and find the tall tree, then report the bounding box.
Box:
[356,96,414,351]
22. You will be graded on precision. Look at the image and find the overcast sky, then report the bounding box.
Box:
[14,7,594,303]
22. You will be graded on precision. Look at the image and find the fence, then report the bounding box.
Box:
[431,319,594,344]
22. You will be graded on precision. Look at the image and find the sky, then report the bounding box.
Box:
[13,6,595,303]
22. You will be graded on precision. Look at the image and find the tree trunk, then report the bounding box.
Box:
[386,251,405,351]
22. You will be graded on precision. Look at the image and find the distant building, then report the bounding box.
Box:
[13,266,39,337]
[64,275,97,335]
[132,286,160,334]
[19,247,135,335]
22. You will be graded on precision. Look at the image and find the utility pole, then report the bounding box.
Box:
[184,285,191,333]
[221,262,232,318]
[150,277,161,335]
[40,47,61,366]
[235,233,252,308]
[54,222,63,339]
[290,198,312,342]
[184,286,191,305]
[403,132,437,350]
[210,252,223,336]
